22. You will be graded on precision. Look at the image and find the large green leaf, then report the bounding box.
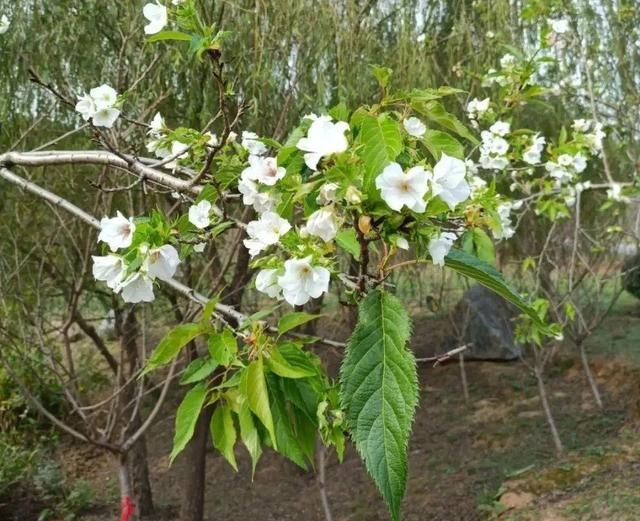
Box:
[210,403,238,471]
[237,401,262,476]
[170,383,208,463]
[240,358,277,449]
[144,323,204,374]
[412,100,478,144]
[359,113,403,195]
[444,248,551,332]
[340,290,418,521]
[277,312,321,336]
[422,129,464,160]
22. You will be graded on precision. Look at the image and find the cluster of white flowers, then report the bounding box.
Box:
[493,200,522,240]
[75,85,121,128]
[256,257,330,306]
[376,154,470,214]
[466,97,490,126]
[0,14,10,34]
[296,115,349,170]
[92,212,180,303]
[479,121,511,170]
[241,131,267,156]
[403,117,427,138]
[522,134,546,165]
[545,153,587,186]
[145,112,190,169]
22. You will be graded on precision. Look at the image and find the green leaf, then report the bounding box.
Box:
[147,30,193,43]
[340,290,417,521]
[422,129,464,160]
[180,357,219,385]
[145,323,204,374]
[238,306,280,330]
[336,228,361,260]
[267,344,316,379]
[238,401,262,476]
[471,228,496,264]
[371,65,393,89]
[359,114,403,195]
[240,358,277,449]
[208,329,237,367]
[412,100,478,144]
[170,383,208,463]
[210,403,238,471]
[277,312,322,336]
[444,249,552,333]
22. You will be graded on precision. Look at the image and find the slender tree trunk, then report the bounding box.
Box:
[179,403,215,521]
[118,453,135,521]
[535,367,564,455]
[577,339,603,409]
[119,309,154,516]
[458,353,469,403]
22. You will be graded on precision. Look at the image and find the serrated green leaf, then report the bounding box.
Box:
[277,312,321,336]
[147,30,192,43]
[241,358,277,449]
[340,290,417,521]
[210,403,238,471]
[267,344,316,379]
[180,357,219,385]
[336,228,361,260]
[444,248,552,333]
[422,129,464,160]
[170,383,208,463]
[144,323,204,374]
[237,401,262,476]
[412,100,478,144]
[207,329,237,367]
[359,114,403,195]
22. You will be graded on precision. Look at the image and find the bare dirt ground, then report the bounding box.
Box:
[5,303,640,521]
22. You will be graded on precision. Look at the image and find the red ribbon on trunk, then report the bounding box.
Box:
[120,496,135,521]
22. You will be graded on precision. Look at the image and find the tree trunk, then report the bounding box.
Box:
[119,308,154,516]
[577,339,603,409]
[535,367,564,455]
[179,404,215,521]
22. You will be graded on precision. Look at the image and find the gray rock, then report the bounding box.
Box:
[446,284,522,361]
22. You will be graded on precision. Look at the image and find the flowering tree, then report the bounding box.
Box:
[0,2,638,520]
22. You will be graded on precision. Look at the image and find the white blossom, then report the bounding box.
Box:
[143,2,168,35]
[188,200,212,229]
[429,154,470,210]
[607,183,630,203]
[522,134,546,165]
[545,161,573,184]
[585,123,606,153]
[489,121,511,136]
[119,272,155,303]
[98,212,136,251]
[395,237,409,250]
[205,132,219,147]
[144,244,180,281]
[277,257,330,306]
[92,255,126,289]
[255,269,282,299]
[428,232,457,266]
[558,154,574,167]
[0,14,10,34]
[241,155,286,186]
[243,212,291,257]
[345,185,362,204]
[90,84,118,110]
[75,94,96,121]
[241,131,268,156]
[306,208,338,242]
[403,117,426,138]
[572,154,587,173]
[466,97,490,120]
[149,112,165,138]
[92,107,121,128]
[296,116,349,171]
[193,242,206,253]
[376,162,428,212]
[470,175,487,197]
[237,176,276,214]
[500,53,516,70]
[317,183,339,205]
[494,203,516,239]
[572,119,590,133]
